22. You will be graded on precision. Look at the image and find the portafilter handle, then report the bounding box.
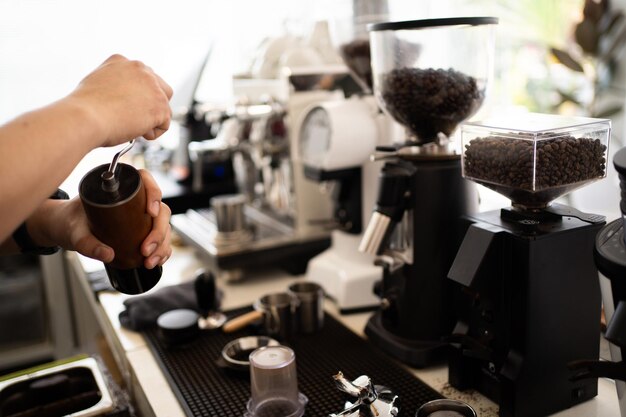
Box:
[359,161,415,255]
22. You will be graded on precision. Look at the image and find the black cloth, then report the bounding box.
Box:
[119,281,200,331]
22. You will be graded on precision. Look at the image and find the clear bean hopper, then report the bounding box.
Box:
[370,17,496,147]
[461,113,610,209]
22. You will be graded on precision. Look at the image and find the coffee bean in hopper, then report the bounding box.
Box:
[380,67,484,143]
[464,135,607,191]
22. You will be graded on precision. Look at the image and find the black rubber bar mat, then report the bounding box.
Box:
[143,308,442,416]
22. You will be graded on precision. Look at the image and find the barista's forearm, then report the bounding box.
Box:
[0,196,68,255]
[0,97,102,242]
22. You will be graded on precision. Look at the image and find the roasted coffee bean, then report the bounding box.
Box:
[380,67,483,142]
[464,135,607,191]
[340,39,373,91]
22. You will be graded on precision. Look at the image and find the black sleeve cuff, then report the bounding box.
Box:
[12,189,70,255]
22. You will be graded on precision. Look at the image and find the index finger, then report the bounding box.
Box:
[155,73,173,100]
[139,169,163,217]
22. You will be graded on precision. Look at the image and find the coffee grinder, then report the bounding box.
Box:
[300,13,401,314]
[300,94,405,313]
[358,17,498,366]
[447,113,610,417]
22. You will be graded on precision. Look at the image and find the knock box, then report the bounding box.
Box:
[460,113,611,209]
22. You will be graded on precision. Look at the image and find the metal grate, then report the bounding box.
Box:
[144,308,442,416]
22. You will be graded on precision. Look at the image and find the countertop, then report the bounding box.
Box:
[66,244,621,417]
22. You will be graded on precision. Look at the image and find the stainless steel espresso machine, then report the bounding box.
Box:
[358,17,498,366]
[171,69,351,280]
[447,113,610,417]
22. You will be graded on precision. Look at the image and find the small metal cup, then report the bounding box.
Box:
[254,292,298,342]
[415,399,477,417]
[288,282,324,333]
[211,194,247,233]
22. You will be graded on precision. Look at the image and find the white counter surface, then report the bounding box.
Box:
[68,245,620,417]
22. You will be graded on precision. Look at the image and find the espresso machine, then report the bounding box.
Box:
[570,146,626,417]
[171,94,331,280]
[171,62,357,280]
[447,113,610,417]
[145,49,238,215]
[358,17,498,366]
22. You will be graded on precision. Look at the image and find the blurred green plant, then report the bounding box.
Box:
[549,0,626,118]
[464,0,584,113]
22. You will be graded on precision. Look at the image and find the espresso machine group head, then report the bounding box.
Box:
[358,17,498,367]
[448,113,610,417]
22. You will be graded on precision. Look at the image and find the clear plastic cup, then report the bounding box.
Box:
[245,346,307,417]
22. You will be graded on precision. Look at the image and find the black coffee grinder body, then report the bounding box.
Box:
[363,155,478,367]
[447,207,604,417]
[361,17,498,367]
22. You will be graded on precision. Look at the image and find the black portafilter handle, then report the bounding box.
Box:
[359,161,416,256]
[374,161,416,220]
[194,269,217,318]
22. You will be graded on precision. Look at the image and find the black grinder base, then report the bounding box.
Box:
[448,208,604,417]
[365,312,448,368]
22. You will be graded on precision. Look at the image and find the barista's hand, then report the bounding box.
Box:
[29,170,172,268]
[65,54,174,148]
[138,169,172,269]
